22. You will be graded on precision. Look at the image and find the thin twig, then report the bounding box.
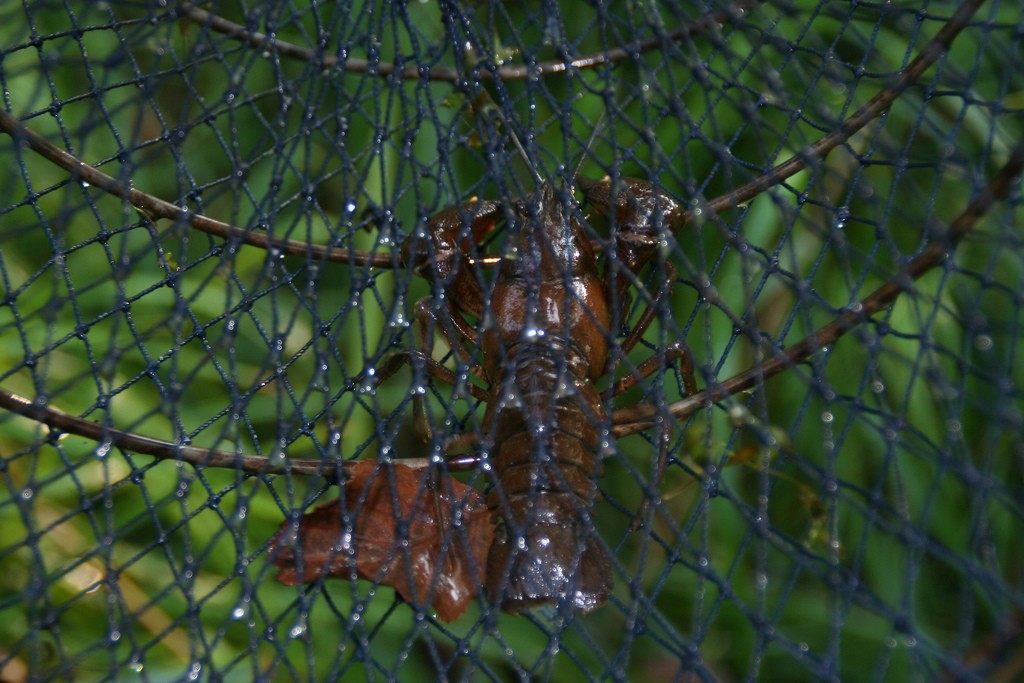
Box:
[0,109,393,268]
[1,1,981,273]
[687,0,988,223]
[613,138,1024,434]
[0,388,476,477]
[3,135,1018,468]
[0,0,1003,471]
[178,1,761,83]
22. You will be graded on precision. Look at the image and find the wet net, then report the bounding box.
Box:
[1,1,1022,681]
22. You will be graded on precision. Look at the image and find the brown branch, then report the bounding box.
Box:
[175,0,979,222]
[687,0,986,224]
[609,0,992,434]
[178,1,761,83]
[613,138,1024,435]
[0,0,1001,472]
[0,388,340,477]
[3,137,1019,473]
[0,109,393,268]
[1,1,979,274]
[0,388,477,477]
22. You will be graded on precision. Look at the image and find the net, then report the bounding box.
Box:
[1,1,1021,680]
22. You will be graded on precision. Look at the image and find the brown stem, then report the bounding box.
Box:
[3,135,1018,471]
[0,0,1001,472]
[1,1,980,273]
[0,388,479,477]
[609,0,992,434]
[685,0,986,224]
[178,1,761,83]
[700,0,978,219]
[0,109,393,268]
[613,138,1024,435]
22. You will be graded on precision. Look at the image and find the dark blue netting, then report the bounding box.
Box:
[0,1,1021,681]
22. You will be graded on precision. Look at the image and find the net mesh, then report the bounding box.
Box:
[1,1,1022,680]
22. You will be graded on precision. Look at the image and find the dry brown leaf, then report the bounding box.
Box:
[270,461,493,622]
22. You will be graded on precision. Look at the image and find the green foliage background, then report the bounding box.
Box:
[0,1,1021,681]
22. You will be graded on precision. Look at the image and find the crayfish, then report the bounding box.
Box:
[377,166,698,613]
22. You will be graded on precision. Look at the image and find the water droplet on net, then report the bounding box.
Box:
[267,447,288,468]
[358,368,377,395]
[288,618,308,639]
[524,327,545,340]
[554,381,574,399]
[498,390,522,410]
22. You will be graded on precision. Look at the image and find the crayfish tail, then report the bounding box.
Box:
[486,496,612,614]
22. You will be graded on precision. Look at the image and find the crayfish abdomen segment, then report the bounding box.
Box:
[484,354,613,613]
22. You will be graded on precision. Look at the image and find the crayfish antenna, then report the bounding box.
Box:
[503,107,605,191]
[570,111,606,188]
[506,124,544,186]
